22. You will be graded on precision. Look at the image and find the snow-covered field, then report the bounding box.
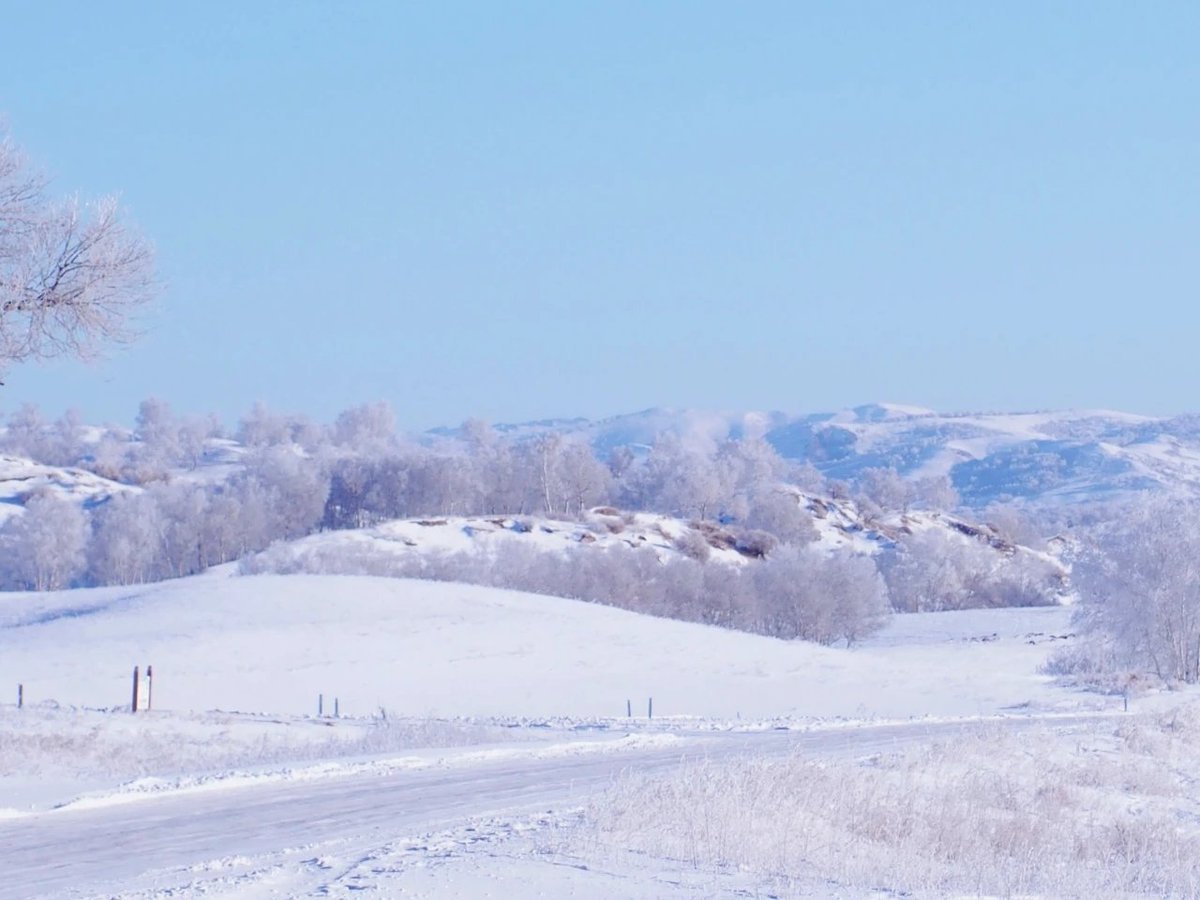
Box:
[0,571,1190,897]
[588,710,1200,897]
[1,569,1100,731]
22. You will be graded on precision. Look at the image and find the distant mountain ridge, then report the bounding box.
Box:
[445,404,1200,509]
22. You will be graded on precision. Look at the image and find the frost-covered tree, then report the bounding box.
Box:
[362,455,414,520]
[127,396,181,480]
[177,413,222,470]
[883,526,1058,612]
[555,441,612,517]
[816,552,892,646]
[4,405,90,465]
[236,445,328,541]
[459,420,548,516]
[459,419,502,513]
[332,401,397,455]
[720,437,785,499]
[323,456,379,529]
[622,434,728,519]
[911,474,960,512]
[201,489,257,563]
[982,502,1043,548]
[1073,497,1200,684]
[607,445,635,480]
[858,467,911,515]
[528,432,567,516]
[713,437,787,523]
[784,460,826,493]
[88,492,163,585]
[2,402,48,458]
[0,492,89,590]
[151,484,212,577]
[883,529,988,612]
[743,488,819,545]
[405,445,476,516]
[87,428,131,480]
[697,561,754,628]
[0,128,156,375]
[237,401,296,448]
[751,546,887,645]
[48,408,87,467]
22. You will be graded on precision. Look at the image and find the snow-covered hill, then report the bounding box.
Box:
[246,499,1067,592]
[249,509,749,570]
[0,418,1069,604]
[0,571,1083,721]
[0,455,133,525]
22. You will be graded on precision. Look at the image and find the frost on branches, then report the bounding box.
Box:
[0,128,156,374]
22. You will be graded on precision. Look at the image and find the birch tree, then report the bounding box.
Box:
[0,492,89,590]
[1074,497,1200,683]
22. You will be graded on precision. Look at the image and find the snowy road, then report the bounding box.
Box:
[0,715,1110,899]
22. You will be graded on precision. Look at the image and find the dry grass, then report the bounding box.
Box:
[584,709,1200,897]
[0,704,510,784]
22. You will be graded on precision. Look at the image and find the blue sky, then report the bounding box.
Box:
[2,2,1197,429]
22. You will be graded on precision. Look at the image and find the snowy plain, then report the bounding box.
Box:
[1,570,1095,726]
[0,570,1189,897]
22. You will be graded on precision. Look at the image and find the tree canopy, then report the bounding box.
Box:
[0,128,156,377]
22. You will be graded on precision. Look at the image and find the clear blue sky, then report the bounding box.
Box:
[2,2,1197,430]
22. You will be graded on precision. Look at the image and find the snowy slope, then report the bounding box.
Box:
[0,571,1088,722]
[0,572,1146,899]
[0,455,134,524]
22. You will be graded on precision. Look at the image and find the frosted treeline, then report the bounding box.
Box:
[0,398,1113,649]
[242,539,892,647]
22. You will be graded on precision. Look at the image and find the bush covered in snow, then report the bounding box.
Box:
[243,537,890,647]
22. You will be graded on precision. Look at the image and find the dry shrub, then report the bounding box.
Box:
[734,529,778,559]
[691,521,737,551]
[672,529,711,562]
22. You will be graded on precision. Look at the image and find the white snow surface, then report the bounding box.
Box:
[0,571,1089,724]
[0,454,133,523]
[280,509,750,566]
[0,571,1180,899]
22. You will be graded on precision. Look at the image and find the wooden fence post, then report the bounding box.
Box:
[17,684,22,710]
[131,666,139,713]
[648,696,653,720]
[147,665,153,711]
[319,693,324,717]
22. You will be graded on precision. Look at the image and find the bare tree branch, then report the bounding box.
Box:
[0,130,158,376]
